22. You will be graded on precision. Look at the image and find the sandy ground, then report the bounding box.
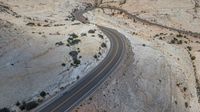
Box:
[0,0,110,109]
[101,0,200,33]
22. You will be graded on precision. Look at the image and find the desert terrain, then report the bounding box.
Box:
[0,0,200,112]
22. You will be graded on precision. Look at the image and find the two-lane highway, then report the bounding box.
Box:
[34,6,126,112]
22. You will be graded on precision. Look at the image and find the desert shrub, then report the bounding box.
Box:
[101,43,107,48]
[37,98,43,103]
[185,102,188,108]
[68,37,73,40]
[15,101,20,106]
[74,59,81,65]
[154,34,159,37]
[191,56,196,60]
[183,87,187,92]
[69,51,78,59]
[19,102,26,111]
[69,33,78,38]
[94,55,98,59]
[88,29,95,33]
[177,40,182,44]
[69,50,81,66]
[72,23,81,25]
[173,38,178,41]
[43,24,50,27]
[25,101,38,111]
[0,108,10,112]
[55,41,64,46]
[26,22,35,26]
[37,23,41,26]
[176,34,183,37]
[170,40,175,44]
[40,91,46,97]
[187,46,192,51]
[61,63,66,67]
[72,39,81,45]
[67,33,81,46]
[76,76,80,80]
[67,38,81,46]
[98,34,104,39]
[89,97,92,101]
[81,33,87,36]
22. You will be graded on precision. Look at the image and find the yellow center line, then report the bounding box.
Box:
[51,30,120,112]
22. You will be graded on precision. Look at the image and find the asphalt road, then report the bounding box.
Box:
[34,7,126,112]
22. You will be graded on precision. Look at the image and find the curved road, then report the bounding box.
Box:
[35,6,126,112]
